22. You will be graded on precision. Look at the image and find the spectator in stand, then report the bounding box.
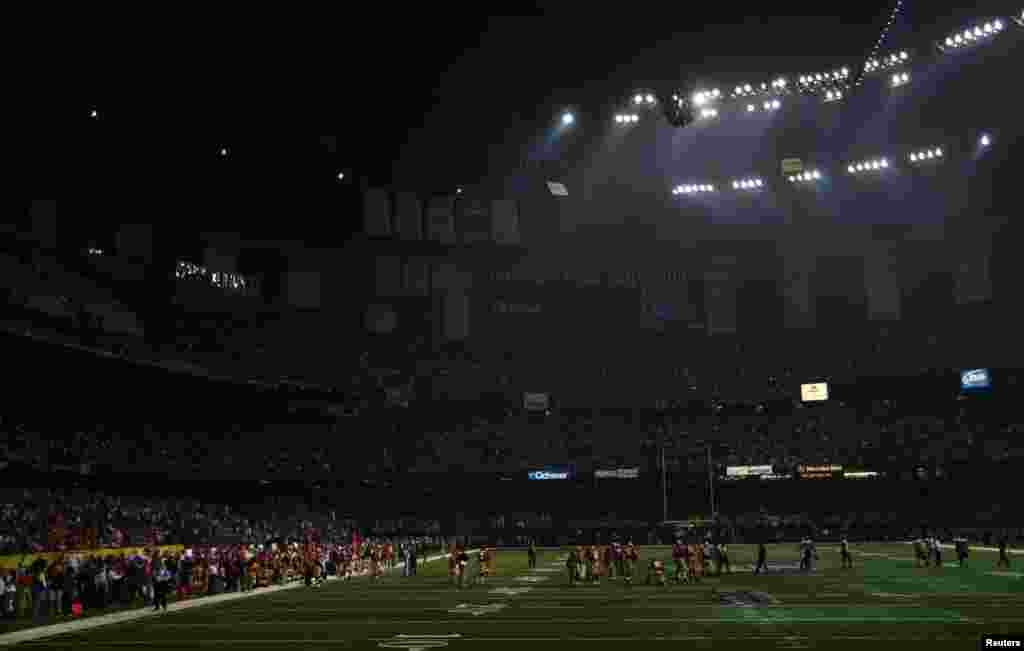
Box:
[31,559,47,619]
[62,560,76,616]
[93,557,109,610]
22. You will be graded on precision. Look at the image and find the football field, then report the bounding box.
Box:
[5,544,1023,649]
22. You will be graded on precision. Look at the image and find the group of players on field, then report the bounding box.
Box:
[913,535,1012,569]
[438,535,1011,590]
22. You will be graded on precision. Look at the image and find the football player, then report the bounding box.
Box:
[997,535,1011,569]
[672,539,687,583]
[840,536,853,569]
[718,542,731,575]
[913,537,928,568]
[456,546,470,589]
[646,558,667,586]
[954,535,968,568]
[622,541,637,586]
[478,547,490,584]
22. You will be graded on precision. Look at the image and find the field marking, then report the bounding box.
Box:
[987,571,1023,578]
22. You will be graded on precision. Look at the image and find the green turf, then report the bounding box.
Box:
[4,545,1022,649]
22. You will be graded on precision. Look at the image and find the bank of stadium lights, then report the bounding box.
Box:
[939,20,1004,51]
[692,89,721,106]
[732,84,755,98]
[797,68,849,90]
[909,147,943,163]
[824,89,844,103]
[847,157,889,174]
[890,72,910,88]
[788,169,822,183]
[673,184,715,195]
[699,108,718,119]
[633,93,656,106]
[864,51,909,73]
[614,113,640,124]
[763,99,781,111]
[732,178,764,191]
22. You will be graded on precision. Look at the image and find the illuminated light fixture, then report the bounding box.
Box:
[645,94,655,104]
[733,177,764,190]
[634,94,644,104]
[761,99,781,111]
[824,89,843,103]
[790,169,822,183]
[939,19,1004,51]
[561,112,574,125]
[865,51,910,73]
[909,147,943,163]
[891,71,910,87]
[771,78,787,90]
[848,158,889,174]
[747,104,756,112]
[615,113,639,124]
[676,183,715,195]
[980,133,991,147]
[700,107,718,119]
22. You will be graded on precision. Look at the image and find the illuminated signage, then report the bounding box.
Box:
[595,468,640,479]
[798,464,843,478]
[960,368,991,391]
[528,466,572,480]
[524,392,550,411]
[801,382,829,401]
[726,465,774,477]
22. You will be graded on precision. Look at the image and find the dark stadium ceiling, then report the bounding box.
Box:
[79,2,1019,244]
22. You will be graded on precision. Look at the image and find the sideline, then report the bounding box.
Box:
[0,549,476,647]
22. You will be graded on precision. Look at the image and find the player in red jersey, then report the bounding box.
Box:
[672,539,687,584]
[622,541,638,586]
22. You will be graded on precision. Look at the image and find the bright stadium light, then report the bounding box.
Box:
[562,112,574,125]
[939,19,1004,51]
[849,158,889,174]
[645,94,655,104]
[747,104,756,112]
[980,133,991,147]
[677,183,715,195]
[791,169,822,183]
[634,94,644,104]
[700,107,718,119]
[909,147,944,164]
[824,89,843,103]
[891,71,910,87]
[733,177,764,190]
